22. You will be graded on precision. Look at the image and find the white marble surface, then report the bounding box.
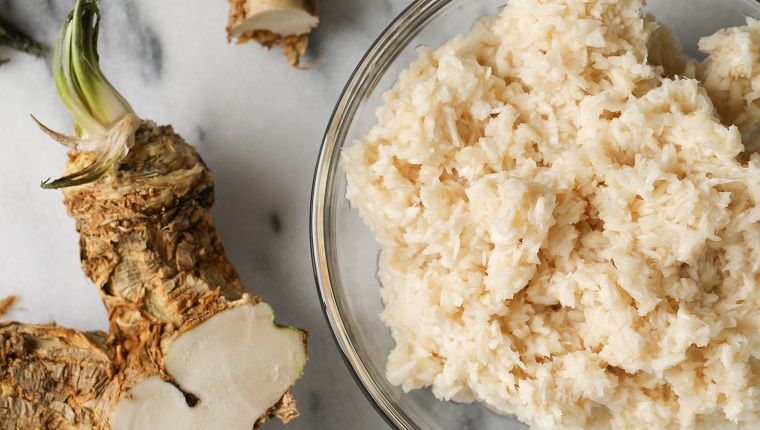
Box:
[0,0,411,428]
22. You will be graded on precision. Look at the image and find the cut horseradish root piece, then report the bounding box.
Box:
[228,0,319,38]
[0,1,307,428]
[113,304,306,430]
[227,0,319,68]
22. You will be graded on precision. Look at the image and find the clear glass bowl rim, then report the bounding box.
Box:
[310,0,456,428]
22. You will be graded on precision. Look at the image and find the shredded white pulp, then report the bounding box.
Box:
[344,1,760,428]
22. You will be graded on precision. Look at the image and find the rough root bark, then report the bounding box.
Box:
[0,324,116,430]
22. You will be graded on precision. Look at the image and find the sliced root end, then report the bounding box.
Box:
[111,303,307,430]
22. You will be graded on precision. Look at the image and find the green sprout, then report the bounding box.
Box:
[37,0,140,189]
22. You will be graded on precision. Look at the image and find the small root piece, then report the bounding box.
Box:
[227,0,319,67]
[255,391,300,428]
[0,296,18,319]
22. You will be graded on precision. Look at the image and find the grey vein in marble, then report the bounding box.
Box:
[270,211,282,234]
[193,125,210,152]
[0,0,60,57]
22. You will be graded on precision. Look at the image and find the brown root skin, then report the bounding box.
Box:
[236,30,313,69]
[63,121,247,394]
[227,0,319,68]
[0,121,307,429]
[0,323,118,430]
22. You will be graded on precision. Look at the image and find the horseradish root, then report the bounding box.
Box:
[227,0,319,67]
[0,1,307,428]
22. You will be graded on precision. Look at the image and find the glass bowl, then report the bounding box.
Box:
[311,0,760,428]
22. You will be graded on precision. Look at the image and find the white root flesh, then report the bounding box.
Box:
[112,303,306,430]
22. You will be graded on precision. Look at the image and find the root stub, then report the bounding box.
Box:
[227,0,319,67]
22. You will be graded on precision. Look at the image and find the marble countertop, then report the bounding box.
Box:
[0,0,409,428]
